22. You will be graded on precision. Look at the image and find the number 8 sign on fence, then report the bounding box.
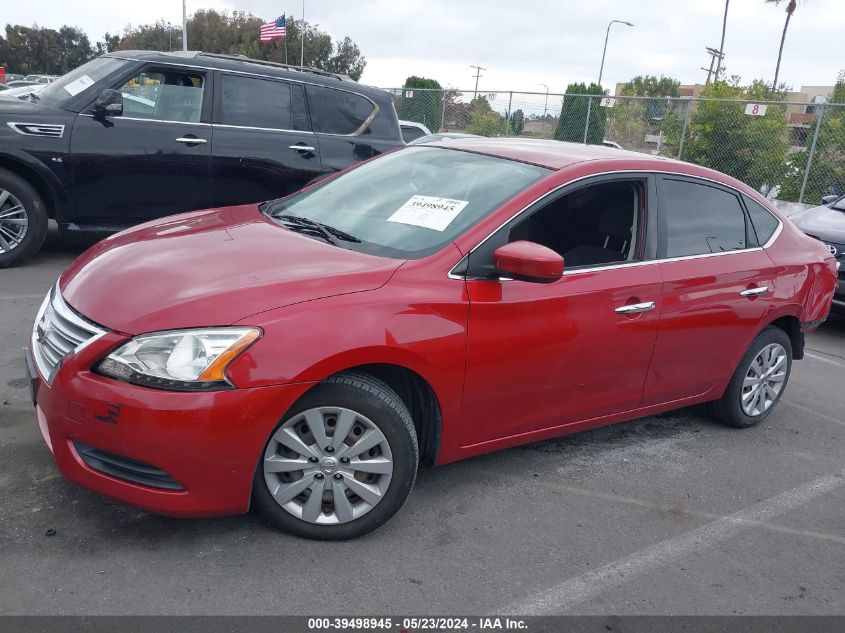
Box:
[744,103,768,116]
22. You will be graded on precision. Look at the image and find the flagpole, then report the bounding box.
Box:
[300,0,305,67]
[284,14,288,64]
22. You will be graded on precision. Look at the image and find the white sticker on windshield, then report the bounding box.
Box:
[387,195,469,232]
[63,75,95,96]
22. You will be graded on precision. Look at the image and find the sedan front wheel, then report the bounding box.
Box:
[253,372,418,540]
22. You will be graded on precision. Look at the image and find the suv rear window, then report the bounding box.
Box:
[306,85,374,135]
[221,75,291,129]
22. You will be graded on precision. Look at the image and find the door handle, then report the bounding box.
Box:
[615,301,656,314]
[289,144,316,152]
[175,137,207,144]
[740,286,770,297]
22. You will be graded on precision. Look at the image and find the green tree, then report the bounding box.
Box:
[1,24,94,74]
[619,75,680,97]
[663,79,789,192]
[607,75,682,149]
[465,96,505,136]
[508,108,525,135]
[553,82,606,144]
[397,76,443,132]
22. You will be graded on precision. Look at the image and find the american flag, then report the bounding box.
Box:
[260,15,286,42]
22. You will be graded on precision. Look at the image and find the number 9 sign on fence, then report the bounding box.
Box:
[744,103,768,116]
[600,97,616,108]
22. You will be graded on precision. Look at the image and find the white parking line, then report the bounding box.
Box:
[0,294,45,301]
[805,351,845,369]
[783,401,845,427]
[504,469,845,615]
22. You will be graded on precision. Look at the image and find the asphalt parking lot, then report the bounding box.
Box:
[1,227,843,616]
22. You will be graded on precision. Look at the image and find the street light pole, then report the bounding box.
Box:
[182,0,188,51]
[597,19,633,87]
[300,0,305,67]
[539,83,549,117]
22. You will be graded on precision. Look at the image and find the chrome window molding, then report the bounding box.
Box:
[447,168,784,281]
[212,123,316,135]
[6,122,65,138]
[78,113,210,126]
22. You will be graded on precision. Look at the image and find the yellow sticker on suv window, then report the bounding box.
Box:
[387,195,469,232]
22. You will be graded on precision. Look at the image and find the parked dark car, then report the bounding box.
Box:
[0,51,404,266]
[790,196,845,311]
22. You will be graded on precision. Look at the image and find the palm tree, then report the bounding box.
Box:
[766,0,798,93]
[715,0,730,81]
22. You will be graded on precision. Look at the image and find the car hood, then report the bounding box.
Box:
[792,204,845,243]
[60,205,404,334]
[0,95,53,113]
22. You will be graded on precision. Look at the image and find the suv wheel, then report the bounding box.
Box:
[711,326,793,428]
[252,372,418,540]
[0,168,48,268]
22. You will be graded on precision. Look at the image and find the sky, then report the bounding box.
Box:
[7,0,842,94]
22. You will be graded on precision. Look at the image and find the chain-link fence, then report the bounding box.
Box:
[385,87,845,205]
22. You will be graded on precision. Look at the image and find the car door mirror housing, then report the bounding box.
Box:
[93,89,123,117]
[493,241,564,283]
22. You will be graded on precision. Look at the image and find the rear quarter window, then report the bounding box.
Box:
[306,85,375,135]
[743,196,781,245]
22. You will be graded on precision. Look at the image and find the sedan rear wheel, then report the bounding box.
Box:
[711,326,793,428]
[253,372,418,540]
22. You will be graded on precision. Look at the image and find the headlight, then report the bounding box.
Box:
[96,327,261,391]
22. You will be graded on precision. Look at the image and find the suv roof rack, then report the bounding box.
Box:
[197,53,353,82]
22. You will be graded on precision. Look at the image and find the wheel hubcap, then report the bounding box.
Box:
[0,189,28,254]
[741,343,788,416]
[262,407,394,525]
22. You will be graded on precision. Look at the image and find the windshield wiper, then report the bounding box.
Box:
[276,214,361,244]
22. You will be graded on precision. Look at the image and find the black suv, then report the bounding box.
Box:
[0,51,403,266]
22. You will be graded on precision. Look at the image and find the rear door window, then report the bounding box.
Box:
[306,85,374,135]
[220,74,292,129]
[743,196,781,246]
[660,178,747,257]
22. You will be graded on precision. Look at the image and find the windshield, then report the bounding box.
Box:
[263,146,549,258]
[36,57,129,107]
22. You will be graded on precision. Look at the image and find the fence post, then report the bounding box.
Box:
[506,91,513,135]
[583,95,593,144]
[440,89,447,132]
[799,104,825,204]
[677,99,692,160]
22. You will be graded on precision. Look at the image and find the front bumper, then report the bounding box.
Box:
[27,336,313,517]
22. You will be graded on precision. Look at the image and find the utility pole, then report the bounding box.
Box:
[470,65,486,98]
[701,47,724,84]
[715,0,729,81]
[182,0,187,51]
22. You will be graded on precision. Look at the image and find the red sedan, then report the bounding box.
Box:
[27,139,838,539]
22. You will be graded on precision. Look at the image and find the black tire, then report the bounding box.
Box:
[711,326,793,428]
[0,167,48,268]
[252,372,418,540]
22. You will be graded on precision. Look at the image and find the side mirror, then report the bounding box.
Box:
[493,240,564,283]
[93,89,123,117]
[821,194,839,205]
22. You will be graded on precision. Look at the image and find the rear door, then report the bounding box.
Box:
[642,176,777,406]
[69,65,213,225]
[210,73,321,207]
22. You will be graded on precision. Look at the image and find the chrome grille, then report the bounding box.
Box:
[31,285,106,384]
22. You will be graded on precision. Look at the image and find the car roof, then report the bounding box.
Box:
[102,51,388,101]
[428,137,677,170]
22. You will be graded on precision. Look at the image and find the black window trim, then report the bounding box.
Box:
[449,169,784,281]
[655,174,765,260]
[460,171,659,281]
[108,55,379,137]
[740,193,782,248]
[211,71,313,134]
